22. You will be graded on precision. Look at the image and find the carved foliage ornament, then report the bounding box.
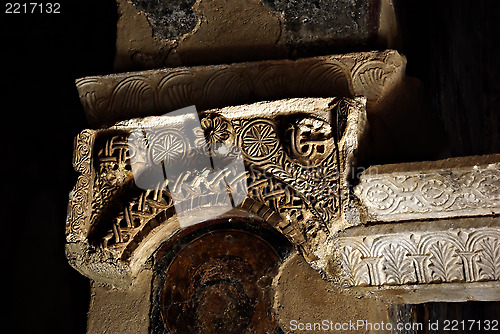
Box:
[355,162,500,222]
[338,222,500,287]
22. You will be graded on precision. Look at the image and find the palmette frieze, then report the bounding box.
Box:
[75,50,403,127]
[337,218,500,287]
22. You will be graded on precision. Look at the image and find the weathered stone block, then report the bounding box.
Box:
[87,270,152,334]
[273,252,391,333]
[334,216,500,303]
[114,0,400,71]
[78,48,450,163]
[66,97,367,285]
[302,154,500,304]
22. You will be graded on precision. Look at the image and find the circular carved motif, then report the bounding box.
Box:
[150,129,187,166]
[477,172,500,200]
[365,183,395,211]
[420,179,451,207]
[240,120,280,161]
[201,116,232,144]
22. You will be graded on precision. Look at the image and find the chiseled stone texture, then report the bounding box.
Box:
[307,154,500,303]
[354,154,500,222]
[114,0,399,71]
[79,48,450,164]
[87,269,152,334]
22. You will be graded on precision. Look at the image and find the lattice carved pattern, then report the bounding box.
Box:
[87,117,339,257]
[65,98,366,263]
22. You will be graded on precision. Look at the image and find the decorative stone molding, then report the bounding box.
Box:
[67,96,500,304]
[338,220,500,287]
[76,50,403,127]
[67,129,96,242]
[65,97,367,284]
[299,154,500,303]
[332,216,500,303]
[354,155,500,222]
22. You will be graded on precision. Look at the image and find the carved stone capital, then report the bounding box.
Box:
[65,97,367,285]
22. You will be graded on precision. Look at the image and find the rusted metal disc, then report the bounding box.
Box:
[152,220,288,334]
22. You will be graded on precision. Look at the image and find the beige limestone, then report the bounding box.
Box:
[332,216,500,302]
[273,252,392,334]
[66,97,367,285]
[77,50,403,127]
[87,269,152,334]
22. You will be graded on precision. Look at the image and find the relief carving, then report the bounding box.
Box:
[75,50,402,127]
[355,160,500,222]
[337,221,500,288]
[67,129,96,242]
[66,97,367,283]
[286,117,335,166]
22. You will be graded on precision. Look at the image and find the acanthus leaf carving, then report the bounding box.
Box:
[340,246,369,287]
[428,241,463,283]
[337,224,500,288]
[382,244,416,285]
[478,237,500,281]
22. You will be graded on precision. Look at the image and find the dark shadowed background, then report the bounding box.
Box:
[1,1,498,333]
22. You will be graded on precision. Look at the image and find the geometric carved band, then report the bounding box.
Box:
[354,155,500,222]
[337,217,500,288]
